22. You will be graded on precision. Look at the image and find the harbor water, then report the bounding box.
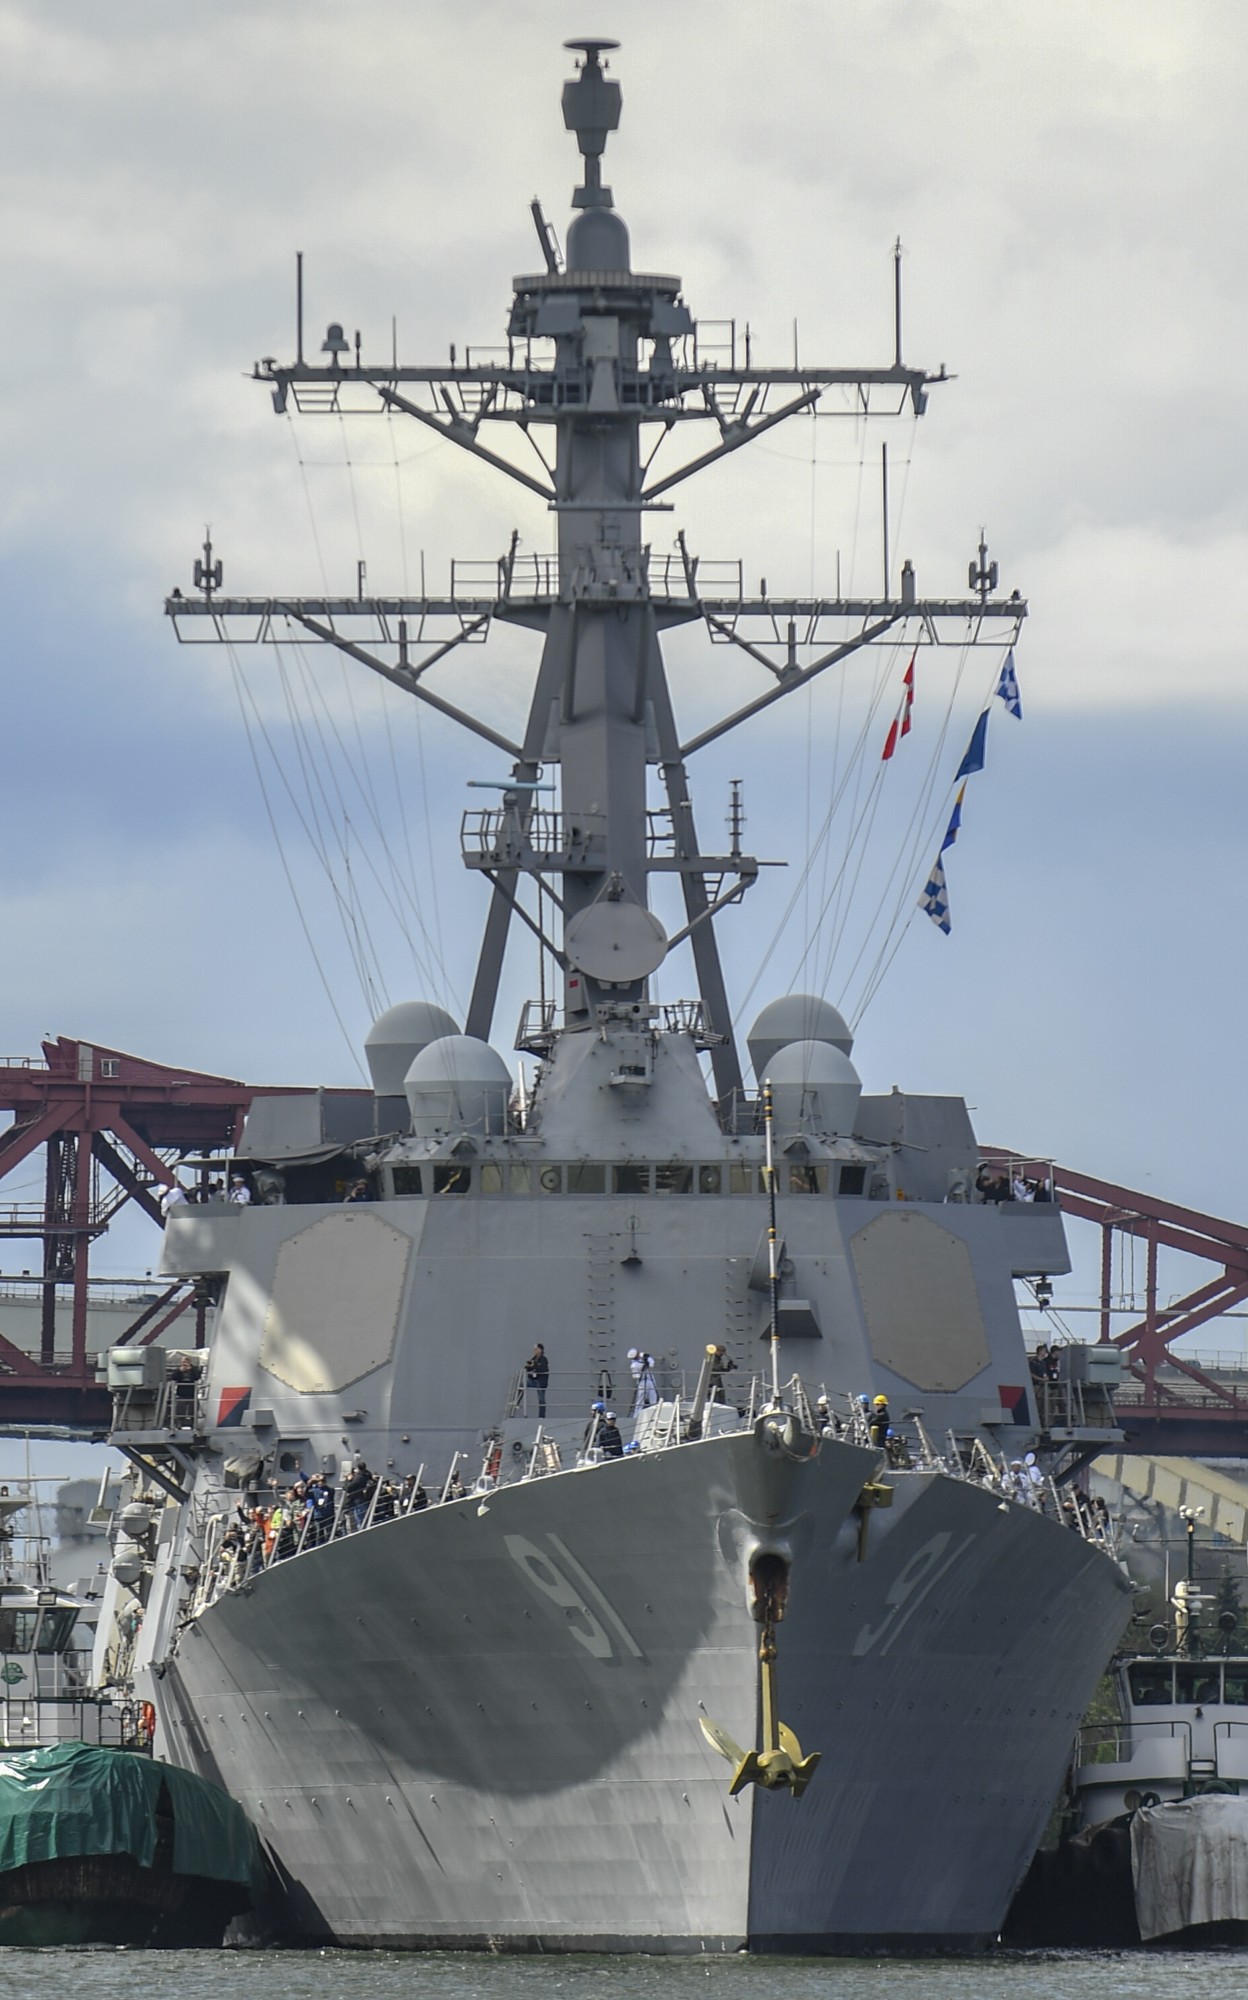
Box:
[2,1952,1247,2000]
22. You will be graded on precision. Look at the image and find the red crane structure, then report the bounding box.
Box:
[1046,1164,1248,1456]
[0,1038,257,1429]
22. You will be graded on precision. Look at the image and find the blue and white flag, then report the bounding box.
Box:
[940,782,966,853]
[919,855,951,934]
[996,648,1022,719]
[956,709,990,779]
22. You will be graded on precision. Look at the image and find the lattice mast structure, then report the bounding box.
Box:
[167,38,1024,1112]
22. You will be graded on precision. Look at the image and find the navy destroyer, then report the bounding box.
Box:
[96,42,1133,1951]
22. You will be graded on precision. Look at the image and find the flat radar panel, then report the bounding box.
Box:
[850,1210,990,1392]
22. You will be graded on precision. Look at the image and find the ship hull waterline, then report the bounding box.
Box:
[155,1428,1132,1953]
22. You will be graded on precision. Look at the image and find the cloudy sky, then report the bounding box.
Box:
[1,0,1245,1457]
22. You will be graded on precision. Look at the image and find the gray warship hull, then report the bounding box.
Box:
[159,1431,1129,1951]
[106,36,1138,1957]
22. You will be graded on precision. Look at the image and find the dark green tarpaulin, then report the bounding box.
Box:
[0,1742,262,1890]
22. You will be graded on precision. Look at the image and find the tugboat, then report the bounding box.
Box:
[1006,1510,1248,1945]
[0,1481,143,1754]
[0,1483,267,1946]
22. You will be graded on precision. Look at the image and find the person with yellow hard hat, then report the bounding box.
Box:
[868,1393,891,1451]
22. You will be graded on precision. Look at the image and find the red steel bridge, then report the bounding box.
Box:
[0,1038,1245,1447]
[0,1037,370,1431]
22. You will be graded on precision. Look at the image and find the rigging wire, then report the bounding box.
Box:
[224,640,365,1079]
[810,641,908,991]
[272,644,392,1015]
[370,408,452,1013]
[383,406,436,977]
[332,413,399,855]
[284,410,458,1019]
[801,408,820,967]
[851,640,1020,1024]
[838,638,970,1015]
[338,411,368,581]
[287,416,332,596]
[838,629,972,986]
[734,416,876,1025]
[265,637,385,1005]
[235,644,383,1015]
[817,416,917,983]
[732,637,898,1029]
[382,405,450,1012]
[803,410,874,984]
[284,636,452,1004]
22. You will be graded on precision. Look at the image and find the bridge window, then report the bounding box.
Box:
[698,1166,722,1194]
[839,1165,867,1196]
[1225,1670,1248,1705]
[391,1167,424,1196]
[613,1165,649,1194]
[655,1164,693,1195]
[480,1163,503,1194]
[729,1164,757,1194]
[789,1164,829,1194]
[35,1607,78,1654]
[566,1164,606,1195]
[0,1609,37,1652]
[1176,1664,1221,1705]
[1128,1663,1174,1705]
[432,1165,472,1195]
[509,1164,533,1194]
[538,1166,563,1195]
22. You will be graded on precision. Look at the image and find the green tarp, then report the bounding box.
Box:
[0,1742,263,1890]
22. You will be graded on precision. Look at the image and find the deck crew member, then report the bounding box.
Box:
[629,1349,658,1412]
[525,1342,549,1417]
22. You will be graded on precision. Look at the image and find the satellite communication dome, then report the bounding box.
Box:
[365,1001,460,1098]
[747,993,853,1081]
[566,206,631,272]
[764,1038,862,1139]
[404,1036,513,1140]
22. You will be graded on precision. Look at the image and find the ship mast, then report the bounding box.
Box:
[166,39,1025,1114]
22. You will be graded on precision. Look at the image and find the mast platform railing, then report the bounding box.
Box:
[462,807,681,870]
[447,553,744,602]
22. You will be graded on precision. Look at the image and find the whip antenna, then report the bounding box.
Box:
[764,1078,781,1407]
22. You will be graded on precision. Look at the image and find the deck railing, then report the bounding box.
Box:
[178,1374,1116,1630]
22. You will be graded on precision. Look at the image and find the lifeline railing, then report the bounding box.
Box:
[182,1374,1117,1625]
[1076,1717,1194,1768]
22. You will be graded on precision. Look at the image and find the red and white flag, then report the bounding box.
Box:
[881,648,917,761]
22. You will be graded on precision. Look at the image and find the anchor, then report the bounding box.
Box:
[700,1553,820,1797]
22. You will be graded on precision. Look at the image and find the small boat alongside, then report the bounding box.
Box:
[1006,1545,1248,1946]
[0,1740,268,1947]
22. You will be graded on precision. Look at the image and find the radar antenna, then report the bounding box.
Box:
[561,37,621,209]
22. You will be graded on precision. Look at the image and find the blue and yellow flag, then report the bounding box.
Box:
[940,782,966,853]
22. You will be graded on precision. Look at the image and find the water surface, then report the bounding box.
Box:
[3,1950,1247,2000]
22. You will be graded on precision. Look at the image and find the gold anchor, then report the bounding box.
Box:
[700,1557,820,1797]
